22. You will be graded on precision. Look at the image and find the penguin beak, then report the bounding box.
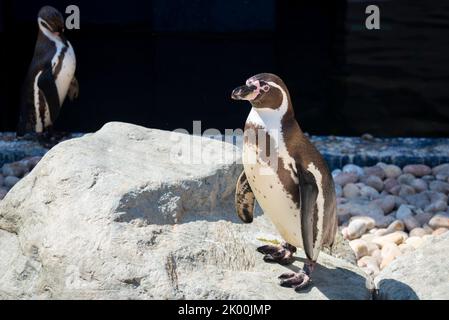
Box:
[231,85,259,101]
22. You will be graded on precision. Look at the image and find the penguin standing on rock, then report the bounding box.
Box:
[17,6,78,139]
[232,73,337,291]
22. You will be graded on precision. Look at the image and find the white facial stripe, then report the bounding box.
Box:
[38,17,60,43]
[247,81,298,183]
[307,162,325,260]
[38,17,54,32]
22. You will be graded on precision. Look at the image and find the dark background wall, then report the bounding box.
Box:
[0,0,448,137]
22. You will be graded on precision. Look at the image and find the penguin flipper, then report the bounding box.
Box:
[298,167,319,261]
[67,77,79,101]
[235,170,255,223]
[37,68,60,124]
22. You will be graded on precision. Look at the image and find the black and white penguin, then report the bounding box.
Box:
[17,6,78,137]
[232,73,337,291]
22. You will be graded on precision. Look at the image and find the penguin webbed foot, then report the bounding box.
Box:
[279,262,315,291]
[257,242,296,266]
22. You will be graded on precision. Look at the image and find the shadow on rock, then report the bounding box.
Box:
[276,256,373,300]
[374,278,420,300]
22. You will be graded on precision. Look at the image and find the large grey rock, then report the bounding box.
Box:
[0,122,370,300]
[375,232,449,300]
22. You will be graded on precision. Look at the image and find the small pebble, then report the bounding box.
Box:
[357,255,379,268]
[361,175,384,192]
[414,212,433,226]
[361,233,375,242]
[2,162,27,178]
[360,185,380,200]
[405,236,424,249]
[423,224,434,234]
[403,164,431,177]
[374,228,388,237]
[373,231,408,248]
[342,164,364,177]
[380,243,402,269]
[409,227,430,237]
[366,242,380,256]
[425,200,447,213]
[364,166,386,179]
[432,227,448,236]
[436,173,449,181]
[429,181,449,194]
[396,204,413,220]
[404,192,430,210]
[398,185,416,196]
[432,163,449,176]
[346,219,368,240]
[427,191,448,203]
[422,234,433,241]
[386,220,405,234]
[350,216,376,230]
[3,176,20,189]
[335,184,343,198]
[403,215,421,232]
[422,175,435,182]
[349,239,369,259]
[332,169,342,178]
[410,179,428,192]
[343,183,360,198]
[371,195,396,214]
[428,212,449,229]
[26,156,42,170]
[371,250,382,269]
[397,173,415,185]
[393,195,407,207]
[398,243,415,254]
[0,188,7,200]
[334,172,358,186]
[389,185,401,195]
[383,164,402,179]
[358,256,380,276]
[384,178,399,193]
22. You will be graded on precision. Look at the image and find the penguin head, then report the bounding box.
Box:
[37,6,65,36]
[231,73,289,110]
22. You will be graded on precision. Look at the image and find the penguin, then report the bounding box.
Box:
[17,6,78,138]
[232,73,337,291]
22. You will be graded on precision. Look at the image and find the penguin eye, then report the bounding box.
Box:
[262,85,270,92]
[40,20,53,32]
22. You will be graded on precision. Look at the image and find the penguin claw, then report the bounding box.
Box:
[257,243,296,265]
[278,272,296,279]
[257,245,279,255]
[279,271,311,290]
[262,250,294,265]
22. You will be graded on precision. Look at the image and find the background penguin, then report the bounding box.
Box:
[17,6,78,140]
[232,73,337,291]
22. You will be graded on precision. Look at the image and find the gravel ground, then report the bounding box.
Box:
[335,163,449,276]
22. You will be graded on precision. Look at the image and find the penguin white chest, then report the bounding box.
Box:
[52,41,76,105]
[243,142,303,248]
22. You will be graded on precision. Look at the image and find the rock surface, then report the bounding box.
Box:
[375,233,449,300]
[0,123,370,300]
